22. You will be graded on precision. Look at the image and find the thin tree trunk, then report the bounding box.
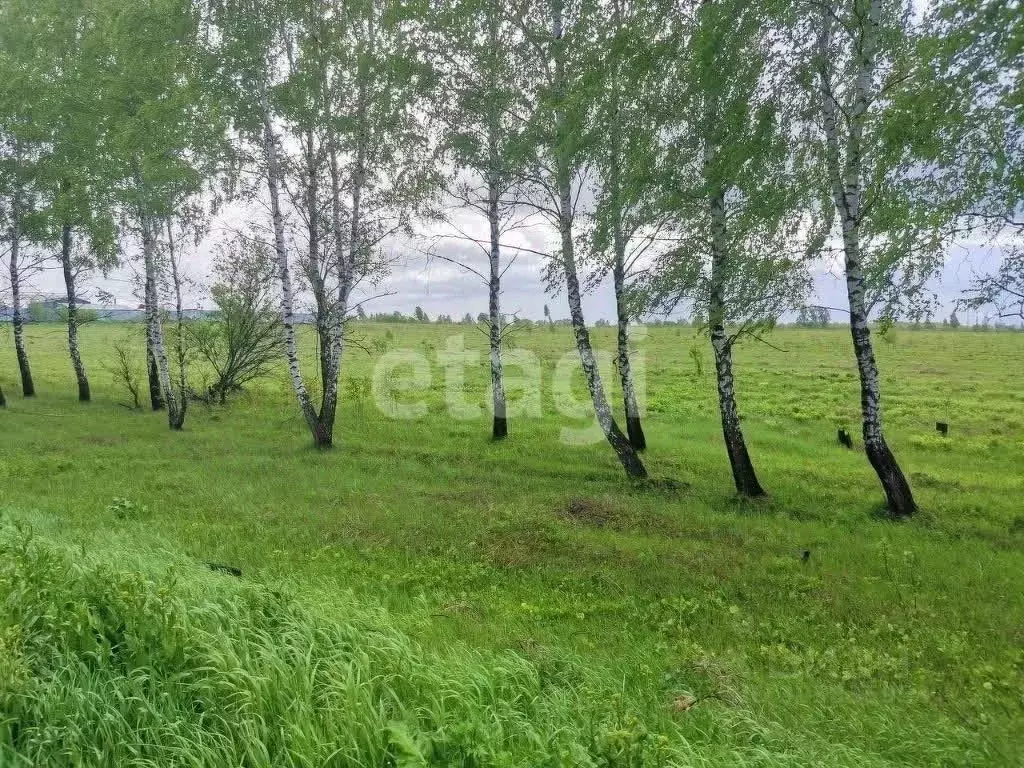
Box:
[61,224,90,402]
[613,273,644,451]
[607,0,643,451]
[302,126,335,444]
[709,189,765,497]
[323,107,353,449]
[165,220,187,429]
[8,213,34,396]
[262,96,324,445]
[0,382,6,407]
[485,6,508,440]
[487,174,508,440]
[140,210,182,430]
[609,176,644,450]
[817,0,915,517]
[551,0,646,479]
[147,342,164,411]
[144,229,164,411]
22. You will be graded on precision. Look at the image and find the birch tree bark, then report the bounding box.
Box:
[146,249,164,411]
[551,0,646,479]
[262,98,324,446]
[431,0,513,440]
[606,0,645,452]
[487,170,508,439]
[709,188,764,497]
[140,208,183,430]
[60,223,90,402]
[608,146,645,451]
[817,0,916,517]
[7,199,34,397]
[147,343,164,411]
[485,4,509,441]
[165,219,187,429]
[325,14,371,448]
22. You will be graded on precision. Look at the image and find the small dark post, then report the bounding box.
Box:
[837,428,853,449]
[936,422,948,437]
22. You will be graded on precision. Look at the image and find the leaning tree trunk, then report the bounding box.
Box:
[140,211,182,430]
[558,208,646,478]
[262,97,324,446]
[709,189,765,497]
[60,225,90,402]
[487,173,508,440]
[843,226,916,516]
[8,223,35,396]
[612,229,644,451]
[817,0,915,517]
[551,0,645,479]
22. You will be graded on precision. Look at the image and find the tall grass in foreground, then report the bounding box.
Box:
[0,522,697,767]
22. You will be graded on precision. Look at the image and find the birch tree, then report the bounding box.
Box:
[428,0,531,440]
[581,0,673,452]
[0,5,38,399]
[12,0,119,403]
[0,139,40,398]
[518,0,647,478]
[205,0,433,448]
[644,0,814,497]
[96,0,223,430]
[806,0,968,517]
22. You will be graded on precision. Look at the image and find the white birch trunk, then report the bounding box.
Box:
[8,201,34,397]
[708,188,765,497]
[140,211,182,430]
[487,172,508,439]
[817,0,916,516]
[607,0,644,451]
[60,224,90,402]
[551,0,646,479]
[261,98,324,446]
[165,220,188,428]
[485,5,508,440]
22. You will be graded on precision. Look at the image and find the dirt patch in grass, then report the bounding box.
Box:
[563,497,620,527]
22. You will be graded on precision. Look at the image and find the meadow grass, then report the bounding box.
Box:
[0,321,1022,765]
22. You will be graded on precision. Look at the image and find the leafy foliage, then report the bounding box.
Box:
[186,237,282,404]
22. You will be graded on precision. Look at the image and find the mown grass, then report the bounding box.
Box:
[0,321,1022,765]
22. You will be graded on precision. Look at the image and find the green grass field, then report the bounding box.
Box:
[1,322,1022,766]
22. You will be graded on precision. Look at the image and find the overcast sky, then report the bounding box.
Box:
[13,205,1014,327]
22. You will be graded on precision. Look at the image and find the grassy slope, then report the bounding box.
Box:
[0,322,1022,765]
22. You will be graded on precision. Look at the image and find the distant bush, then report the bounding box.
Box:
[186,238,282,404]
[0,526,685,767]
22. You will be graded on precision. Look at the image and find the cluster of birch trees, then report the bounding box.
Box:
[1,0,1020,518]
